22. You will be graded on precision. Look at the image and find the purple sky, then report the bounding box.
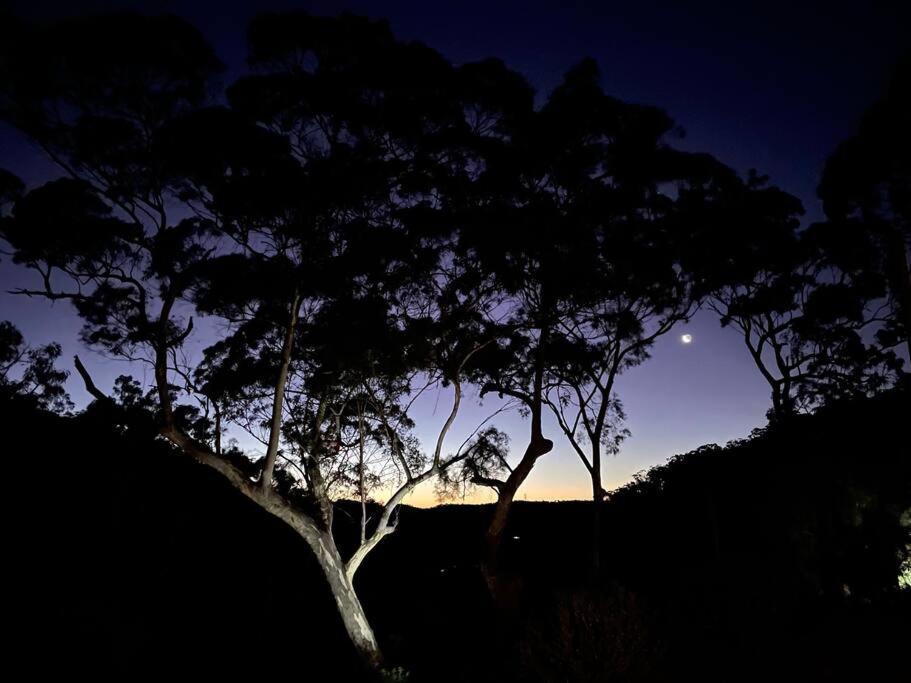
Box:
[1,0,909,505]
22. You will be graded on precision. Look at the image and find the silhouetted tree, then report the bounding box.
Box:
[535,62,737,574]
[689,172,902,418]
[0,319,72,412]
[0,12,505,670]
[818,53,911,361]
[447,59,738,580]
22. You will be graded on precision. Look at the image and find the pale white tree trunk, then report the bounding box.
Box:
[107,320,485,672]
[260,292,301,489]
[309,532,383,668]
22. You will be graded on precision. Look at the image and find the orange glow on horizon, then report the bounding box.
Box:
[386,476,632,509]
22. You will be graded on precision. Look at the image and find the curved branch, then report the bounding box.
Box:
[470,475,505,492]
[480,382,533,407]
[346,377,465,580]
[73,355,111,403]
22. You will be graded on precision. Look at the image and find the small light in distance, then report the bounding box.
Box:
[681,333,693,344]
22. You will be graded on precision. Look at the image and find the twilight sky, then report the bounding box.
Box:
[2,0,909,506]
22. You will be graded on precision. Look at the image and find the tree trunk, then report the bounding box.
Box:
[309,532,384,670]
[164,422,386,671]
[145,299,384,671]
[260,292,301,489]
[482,329,553,601]
[590,466,602,576]
[482,433,552,599]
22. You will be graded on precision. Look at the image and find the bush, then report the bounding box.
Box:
[515,584,664,683]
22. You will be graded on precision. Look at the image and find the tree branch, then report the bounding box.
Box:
[73,355,111,403]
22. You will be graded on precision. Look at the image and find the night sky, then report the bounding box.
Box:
[2,0,909,505]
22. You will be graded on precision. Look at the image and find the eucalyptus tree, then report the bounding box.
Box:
[539,184,706,573]
[0,12,222,429]
[0,320,72,412]
[445,58,737,580]
[817,53,911,361]
[0,11,507,670]
[686,172,902,419]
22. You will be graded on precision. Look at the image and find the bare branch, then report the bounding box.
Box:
[73,355,111,403]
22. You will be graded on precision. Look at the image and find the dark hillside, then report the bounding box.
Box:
[8,384,911,680]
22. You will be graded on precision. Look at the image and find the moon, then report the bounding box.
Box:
[680,333,693,344]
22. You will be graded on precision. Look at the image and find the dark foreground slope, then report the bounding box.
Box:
[7,385,911,681]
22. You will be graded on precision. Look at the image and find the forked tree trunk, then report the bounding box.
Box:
[73,289,390,672]
[156,415,386,671]
[141,303,487,674]
[308,531,384,670]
